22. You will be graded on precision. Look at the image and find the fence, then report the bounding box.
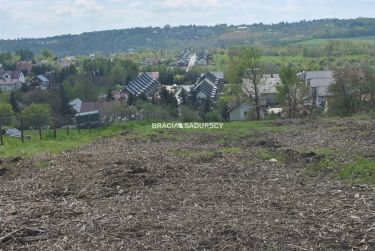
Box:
[0,110,177,145]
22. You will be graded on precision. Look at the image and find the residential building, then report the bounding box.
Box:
[173,49,191,67]
[122,72,160,98]
[192,72,225,107]
[31,75,50,90]
[297,71,335,107]
[0,70,25,91]
[228,99,253,121]
[195,49,209,66]
[243,73,281,107]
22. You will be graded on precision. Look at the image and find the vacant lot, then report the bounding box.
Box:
[0,119,374,250]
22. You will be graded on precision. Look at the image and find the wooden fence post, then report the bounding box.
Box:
[66,116,70,136]
[78,116,81,134]
[0,117,3,146]
[53,117,57,138]
[21,117,24,143]
[38,115,42,140]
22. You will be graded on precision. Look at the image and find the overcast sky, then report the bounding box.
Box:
[0,0,374,39]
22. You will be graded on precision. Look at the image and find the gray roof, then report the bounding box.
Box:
[124,73,160,97]
[297,71,334,81]
[210,72,224,80]
[37,75,49,82]
[69,98,82,113]
[310,78,335,88]
[305,71,333,80]
[193,72,224,103]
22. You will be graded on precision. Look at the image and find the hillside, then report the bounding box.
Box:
[1,18,375,55]
[1,119,374,250]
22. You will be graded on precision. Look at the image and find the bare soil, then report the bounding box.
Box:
[0,119,374,250]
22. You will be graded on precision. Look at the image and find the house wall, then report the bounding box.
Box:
[229,103,253,121]
[197,91,207,100]
[0,84,14,91]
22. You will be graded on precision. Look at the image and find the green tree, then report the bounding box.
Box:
[9,91,20,112]
[329,66,362,116]
[111,63,128,85]
[0,52,19,69]
[276,66,304,118]
[0,103,13,125]
[228,47,263,120]
[15,49,34,61]
[22,103,51,129]
[41,49,53,59]
[362,67,375,110]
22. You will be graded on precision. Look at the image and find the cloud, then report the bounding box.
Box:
[0,0,374,39]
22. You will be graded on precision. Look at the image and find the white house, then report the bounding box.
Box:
[0,70,25,91]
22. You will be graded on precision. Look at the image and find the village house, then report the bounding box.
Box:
[228,98,266,121]
[192,72,225,107]
[57,57,75,69]
[0,69,25,92]
[30,75,50,90]
[243,73,281,107]
[297,71,335,107]
[139,58,160,66]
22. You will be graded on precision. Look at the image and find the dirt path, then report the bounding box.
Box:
[0,120,374,250]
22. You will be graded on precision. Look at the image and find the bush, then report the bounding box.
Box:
[0,103,13,126]
[204,111,221,122]
[180,106,202,122]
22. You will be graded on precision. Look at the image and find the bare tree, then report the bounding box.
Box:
[240,48,263,120]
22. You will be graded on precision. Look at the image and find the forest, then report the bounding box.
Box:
[0,18,375,55]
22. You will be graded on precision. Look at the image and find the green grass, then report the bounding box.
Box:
[256,148,285,163]
[216,120,289,140]
[296,36,375,47]
[339,158,375,185]
[0,123,129,157]
[304,154,375,185]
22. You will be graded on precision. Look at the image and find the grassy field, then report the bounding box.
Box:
[295,36,375,47]
[0,120,285,157]
[0,124,127,157]
[1,119,374,186]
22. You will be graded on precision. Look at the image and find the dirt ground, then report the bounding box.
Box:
[0,119,374,250]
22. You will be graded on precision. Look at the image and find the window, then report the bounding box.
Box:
[244,111,248,117]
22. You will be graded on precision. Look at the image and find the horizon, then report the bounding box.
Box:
[1,0,375,40]
[1,17,373,41]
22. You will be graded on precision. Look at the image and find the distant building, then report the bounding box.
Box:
[228,99,253,121]
[243,73,281,107]
[0,70,25,91]
[140,58,160,66]
[172,49,191,67]
[192,72,225,107]
[75,101,100,128]
[122,72,160,98]
[31,75,50,90]
[195,49,209,66]
[228,98,265,121]
[57,57,75,69]
[297,71,335,107]
[69,98,82,113]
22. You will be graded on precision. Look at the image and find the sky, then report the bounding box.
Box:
[0,0,374,39]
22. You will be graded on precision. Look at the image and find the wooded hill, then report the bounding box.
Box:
[1,18,374,56]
